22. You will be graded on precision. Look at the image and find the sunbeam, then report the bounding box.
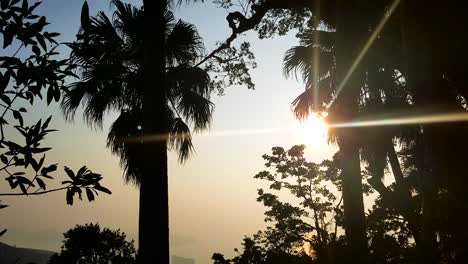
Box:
[334,0,401,97]
[329,112,468,128]
[123,112,468,144]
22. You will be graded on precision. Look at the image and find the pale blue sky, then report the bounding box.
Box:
[1,1,337,263]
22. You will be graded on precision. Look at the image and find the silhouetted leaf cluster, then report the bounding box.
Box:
[0,0,109,237]
[48,223,136,264]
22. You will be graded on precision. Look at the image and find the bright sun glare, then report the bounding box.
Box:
[294,113,328,147]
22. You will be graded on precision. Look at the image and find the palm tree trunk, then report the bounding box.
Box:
[400,2,440,262]
[335,0,368,262]
[139,1,169,263]
[386,141,422,247]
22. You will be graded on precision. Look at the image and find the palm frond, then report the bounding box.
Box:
[176,90,214,131]
[107,109,143,186]
[290,76,334,119]
[166,66,211,98]
[283,45,333,85]
[297,30,335,51]
[61,81,96,122]
[111,0,144,47]
[165,20,204,66]
[291,88,314,121]
[168,117,194,162]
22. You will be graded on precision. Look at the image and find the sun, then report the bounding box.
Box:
[294,113,328,147]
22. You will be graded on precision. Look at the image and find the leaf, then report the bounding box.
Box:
[1,0,9,10]
[12,110,23,126]
[66,188,73,205]
[0,94,11,105]
[0,71,10,93]
[45,32,60,38]
[16,176,33,186]
[22,0,28,11]
[29,157,41,172]
[76,166,88,178]
[0,154,8,164]
[0,204,8,209]
[53,87,60,102]
[36,34,46,51]
[6,176,18,189]
[81,1,90,31]
[19,183,27,195]
[64,166,75,180]
[18,107,27,112]
[30,147,51,153]
[38,154,44,169]
[3,26,14,48]
[42,116,51,129]
[36,177,45,190]
[28,1,41,13]
[41,164,57,174]
[32,45,40,56]
[0,229,7,237]
[94,184,111,195]
[86,188,94,202]
[46,87,53,104]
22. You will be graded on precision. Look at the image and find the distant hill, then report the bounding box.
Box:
[0,242,54,264]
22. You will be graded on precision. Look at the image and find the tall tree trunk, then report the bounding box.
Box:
[400,2,440,262]
[139,1,169,263]
[335,0,368,262]
[386,142,422,248]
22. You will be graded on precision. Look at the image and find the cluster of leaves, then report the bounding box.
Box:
[213,145,418,264]
[0,0,109,238]
[212,0,315,39]
[212,237,315,264]
[213,145,346,263]
[204,41,256,95]
[48,223,136,264]
[255,8,313,39]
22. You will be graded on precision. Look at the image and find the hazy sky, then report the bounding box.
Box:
[1,1,337,263]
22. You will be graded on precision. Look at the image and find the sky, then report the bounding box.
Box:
[1,1,337,263]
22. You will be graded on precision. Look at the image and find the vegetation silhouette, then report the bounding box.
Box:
[68,1,256,262]
[48,223,136,264]
[3,1,467,264]
[207,1,468,263]
[0,0,110,239]
[65,1,212,262]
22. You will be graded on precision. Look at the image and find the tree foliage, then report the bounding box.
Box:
[0,0,110,238]
[48,223,136,264]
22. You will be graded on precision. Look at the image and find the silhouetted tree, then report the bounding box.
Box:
[0,0,109,238]
[215,145,422,264]
[48,223,136,264]
[68,1,256,262]
[204,1,468,263]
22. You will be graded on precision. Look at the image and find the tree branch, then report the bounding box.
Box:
[0,186,68,196]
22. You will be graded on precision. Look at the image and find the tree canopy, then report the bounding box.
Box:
[48,223,136,264]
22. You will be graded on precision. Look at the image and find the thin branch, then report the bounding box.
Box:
[25,173,39,192]
[195,5,270,68]
[12,44,24,57]
[0,87,26,141]
[0,186,68,196]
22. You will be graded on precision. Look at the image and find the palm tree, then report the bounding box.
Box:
[63,1,213,262]
[282,3,405,261]
[283,18,369,261]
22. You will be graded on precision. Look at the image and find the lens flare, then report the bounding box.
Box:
[329,112,468,128]
[335,0,401,97]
